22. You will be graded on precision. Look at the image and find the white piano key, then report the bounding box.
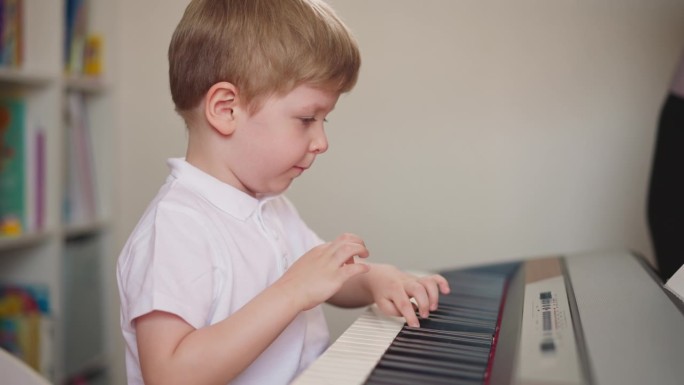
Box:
[291,306,405,385]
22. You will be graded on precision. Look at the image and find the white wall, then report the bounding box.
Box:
[113,1,684,383]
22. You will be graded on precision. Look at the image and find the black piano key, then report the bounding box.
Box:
[362,262,520,385]
[376,354,485,381]
[447,282,504,296]
[392,336,491,356]
[446,276,505,293]
[433,303,500,320]
[438,295,501,310]
[366,368,483,385]
[385,345,490,366]
[447,261,520,277]
[415,317,496,334]
[398,328,492,347]
[425,311,498,325]
[390,340,490,362]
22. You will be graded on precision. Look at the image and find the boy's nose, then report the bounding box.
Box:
[311,128,328,154]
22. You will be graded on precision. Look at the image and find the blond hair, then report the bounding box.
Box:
[169,0,361,119]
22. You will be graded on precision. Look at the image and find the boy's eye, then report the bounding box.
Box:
[299,117,328,125]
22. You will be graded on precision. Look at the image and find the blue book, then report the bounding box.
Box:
[64,0,85,73]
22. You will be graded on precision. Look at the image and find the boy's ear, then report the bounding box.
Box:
[205,82,239,136]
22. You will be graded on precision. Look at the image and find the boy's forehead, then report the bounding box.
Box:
[278,86,340,111]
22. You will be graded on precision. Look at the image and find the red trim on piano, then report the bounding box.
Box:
[483,276,512,385]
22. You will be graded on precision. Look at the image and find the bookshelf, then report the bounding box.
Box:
[0,0,116,384]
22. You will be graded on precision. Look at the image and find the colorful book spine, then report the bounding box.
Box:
[23,119,45,233]
[0,0,23,67]
[34,128,45,230]
[65,0,87,74]
[0,97,26,236]
[0,284,52,377]
[83,33,103,76]
[0,97,45,236]
[0,1,5,63]
[64,92,96,225]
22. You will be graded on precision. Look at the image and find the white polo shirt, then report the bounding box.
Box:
[117,158,330,385]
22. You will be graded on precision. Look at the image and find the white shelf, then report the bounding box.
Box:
[63,220,110,240]
[0,67,56,87]
[0,0,117,383]
[64,75,109,94]
[0,231,54,253]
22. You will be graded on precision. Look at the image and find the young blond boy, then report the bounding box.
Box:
[116,0,450,384]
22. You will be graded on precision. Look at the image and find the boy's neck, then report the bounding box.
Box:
[185,129,249,196]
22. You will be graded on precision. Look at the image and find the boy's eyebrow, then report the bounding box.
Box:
[298,103,336,113]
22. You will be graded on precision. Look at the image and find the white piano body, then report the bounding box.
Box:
[293,250,684,385]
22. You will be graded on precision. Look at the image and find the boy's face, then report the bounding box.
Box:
[227,84,340,196]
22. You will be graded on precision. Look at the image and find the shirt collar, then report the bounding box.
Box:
[166,158,273,221]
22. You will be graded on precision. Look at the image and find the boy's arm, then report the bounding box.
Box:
[326,263,450,327]
[136,235,370,385]
[136,283,301,384]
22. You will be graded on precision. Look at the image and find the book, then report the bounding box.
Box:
[34,128,45,231]
[63,92,96,225]
[0,97,25,236]
[0,283,53,378]
[0,1,5,63]
[64,0,87,74]
[0,0,23,67]
[23,119,45,233]
[83,33,103,76]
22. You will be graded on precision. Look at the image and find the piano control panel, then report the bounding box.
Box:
[515,258,584,385]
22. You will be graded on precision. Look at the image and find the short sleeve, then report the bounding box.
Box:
[119,202,217,329]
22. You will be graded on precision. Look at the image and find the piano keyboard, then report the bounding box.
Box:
[293,262,519,385]
[293,251,684,385]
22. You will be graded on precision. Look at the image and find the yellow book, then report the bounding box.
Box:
[83,34,103,76]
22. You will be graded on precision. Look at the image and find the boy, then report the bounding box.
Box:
[116,0,450,384]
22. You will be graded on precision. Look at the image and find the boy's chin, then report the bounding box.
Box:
[257,180,293,197]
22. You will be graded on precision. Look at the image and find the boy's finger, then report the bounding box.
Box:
[419,278,440,311]
[331,242,368,265]
[395,296,420,328]
[334,233,366,247]
[407,283,430,318]
[431,274,450,294]
[339,262,370,280]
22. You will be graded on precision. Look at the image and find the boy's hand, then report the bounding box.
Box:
[277,233,370,311]
[366,265,450,328]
